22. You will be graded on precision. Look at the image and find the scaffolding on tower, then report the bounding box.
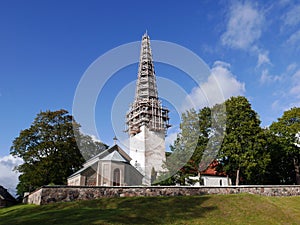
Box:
[125,32,171,136]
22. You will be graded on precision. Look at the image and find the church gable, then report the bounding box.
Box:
[101,151,128,162]
[67,144,143,186]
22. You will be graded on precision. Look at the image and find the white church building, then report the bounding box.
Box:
[68,32,170,186]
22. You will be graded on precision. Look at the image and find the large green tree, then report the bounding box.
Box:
[218,96,270,185]
[270,107,300,184]
[261,129,295,184]
[159,107,212,185]
[10,109,107,195]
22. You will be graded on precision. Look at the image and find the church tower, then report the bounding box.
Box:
[126,32,170,185]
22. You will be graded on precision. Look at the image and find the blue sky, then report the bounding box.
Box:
[1,0,300,193]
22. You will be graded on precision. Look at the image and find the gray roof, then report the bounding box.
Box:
[83,144,131,166]
[68,162,97,178]
[68,144,131,179]
[0,186,16,202]
[101,151,127,162]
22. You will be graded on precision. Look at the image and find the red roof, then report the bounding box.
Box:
[200,160,227,176]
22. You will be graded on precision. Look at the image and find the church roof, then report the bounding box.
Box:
[68,162,98,178]
[68,144,132,179]
[0,186,16,202]
[101,151,127,162]
[83,144,131,167]
[200,160,227,177]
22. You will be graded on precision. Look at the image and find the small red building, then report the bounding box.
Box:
[189,160,231,186]
[200,160,231,186]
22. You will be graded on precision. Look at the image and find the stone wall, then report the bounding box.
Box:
[27,185,300,205]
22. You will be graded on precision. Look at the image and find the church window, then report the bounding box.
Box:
[113,168,121,186]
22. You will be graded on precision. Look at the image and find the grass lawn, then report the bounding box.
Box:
[1,194,300,225]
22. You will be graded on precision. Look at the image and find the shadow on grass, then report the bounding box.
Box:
[0,196,216,225]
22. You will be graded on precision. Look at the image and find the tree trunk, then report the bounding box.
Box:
[235,168,240,186]
[293,157,300,185]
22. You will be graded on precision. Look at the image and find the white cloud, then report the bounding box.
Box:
[257,51,271,68]
[287,30,300,48]
[292,69,300,80]
[287,63,298,72]
[271,67,300,112]
[221,2,264,50]
[260,69,281,84]
[183,61,245,110]
[221,1,270,69]
[290,69,300,98]
[165,131,178,149]
[279,0,291,6]
[0,155,23,196]
[290,85,300,97]
[90,134,102,143]
[271,99,280,110]
[282,4,300,26]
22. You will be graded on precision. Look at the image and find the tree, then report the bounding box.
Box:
[270,107,300,184]
[218,96,270,185]
[77,134,108,160]
[10,109,107,196]
[159,96,271,186]
[158,108,212,185]
[261,129,295,184]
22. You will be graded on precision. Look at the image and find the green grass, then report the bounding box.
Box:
[1,194,300,225]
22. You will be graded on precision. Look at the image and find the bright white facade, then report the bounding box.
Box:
[189,175,232,187]
[129,125,166,185]
[201,175,232,186]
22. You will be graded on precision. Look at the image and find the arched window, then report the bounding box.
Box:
[113,168,121,186]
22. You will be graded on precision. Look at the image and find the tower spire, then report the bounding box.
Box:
[126,33,170,136]
[135,31,158,101]
[126,32,170,185]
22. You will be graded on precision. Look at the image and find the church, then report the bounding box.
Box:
[68,32,170,186]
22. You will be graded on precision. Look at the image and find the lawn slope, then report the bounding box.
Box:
[1,194,300,225]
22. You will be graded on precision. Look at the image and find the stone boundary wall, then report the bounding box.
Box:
[27,185,300,205]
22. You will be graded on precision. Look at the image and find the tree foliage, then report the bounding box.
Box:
[218,96,270,185]
[269,107,300,184]
[160,96,273,185]
[10,109,107,195]
[260,129,295,184]
[77,134,108,160]
[158,108,212,185]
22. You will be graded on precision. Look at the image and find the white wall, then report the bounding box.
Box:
[130,125,166,185]
[68,174,85,186]
[188,176,231,186]
[202,176,231,186]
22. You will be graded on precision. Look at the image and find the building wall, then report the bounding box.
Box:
[27,188,42,205]
[68,162,133,187]
[125,164,143,185]
[0,199,5,207]
[201,176,231,186]
[130,125,166,185]
[27,185,300,205]
[129,126,147,174]
[68,174,86,186]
